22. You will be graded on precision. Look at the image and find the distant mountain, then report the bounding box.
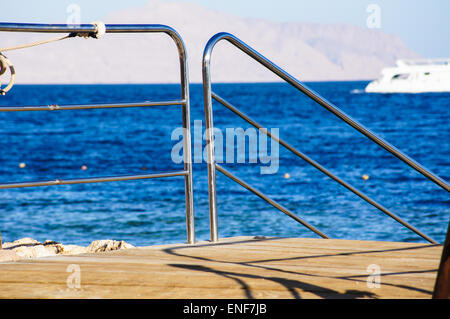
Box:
[0,0,419,83]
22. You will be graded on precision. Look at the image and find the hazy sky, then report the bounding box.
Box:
[1,0,449,58]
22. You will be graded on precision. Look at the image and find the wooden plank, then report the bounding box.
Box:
[0,236,442,299]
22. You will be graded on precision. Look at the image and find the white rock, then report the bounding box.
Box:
[14,245,52,258]
[2,237,41,249]
[87,240,134,253]
[0,238,134,262]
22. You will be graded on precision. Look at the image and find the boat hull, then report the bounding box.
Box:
[365,58,450,93]
[365,80,450,93]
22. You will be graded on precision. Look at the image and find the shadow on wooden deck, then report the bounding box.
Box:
[162,237,441,299]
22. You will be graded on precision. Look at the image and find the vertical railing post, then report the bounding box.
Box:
[202,40,219,242]
[167,30,195,245]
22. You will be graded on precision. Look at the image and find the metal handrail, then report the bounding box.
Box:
[0,171,189,189]
[202,32,447,244]
[0,100,186,112]
[0,23,195,244]
[211,92,435,243]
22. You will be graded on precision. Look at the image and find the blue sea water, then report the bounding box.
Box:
[0,82,448,246]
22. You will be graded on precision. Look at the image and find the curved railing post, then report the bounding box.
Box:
[165,27,196,245]
[202,39,219,242]
[0,23,195,244]
[202,32,444,244]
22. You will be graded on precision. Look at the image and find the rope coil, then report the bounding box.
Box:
[0,53,15,95]
[0,21,105,95]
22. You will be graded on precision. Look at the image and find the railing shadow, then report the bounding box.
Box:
[163,237,440,298]
[169,263,378,299]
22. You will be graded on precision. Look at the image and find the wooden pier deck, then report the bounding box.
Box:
[0,236,443,299]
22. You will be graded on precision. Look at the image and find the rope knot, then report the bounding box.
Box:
[90,21,106,39]
[0,21,105,96]
[74,21,106,39]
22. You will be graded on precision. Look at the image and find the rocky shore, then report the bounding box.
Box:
[0,237,134,262]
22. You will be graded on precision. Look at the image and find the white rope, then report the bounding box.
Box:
[0,21,105,95]
[0,34,73,52]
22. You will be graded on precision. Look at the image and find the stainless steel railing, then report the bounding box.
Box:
[0,23,195,244]
[202,32,449,244]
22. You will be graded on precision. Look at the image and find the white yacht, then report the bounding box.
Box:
[365,58,450,93]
